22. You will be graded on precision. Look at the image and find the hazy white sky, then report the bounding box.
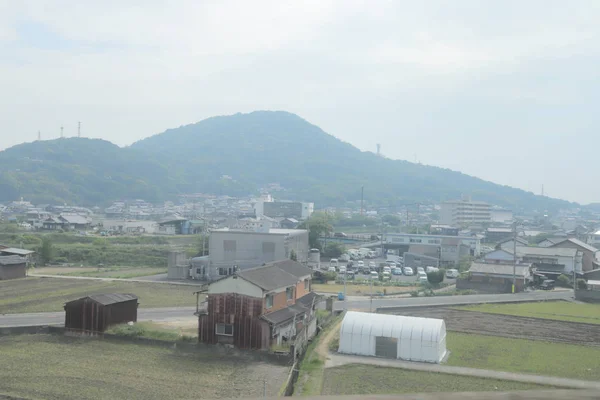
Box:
[1,0,599,203]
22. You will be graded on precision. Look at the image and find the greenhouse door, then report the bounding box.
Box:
[375,336,398,359]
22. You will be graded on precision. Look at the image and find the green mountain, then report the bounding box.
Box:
[0,111,575,212]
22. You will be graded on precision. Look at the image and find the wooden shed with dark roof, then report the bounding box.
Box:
[0,255,27,280]
[64,293,139,333]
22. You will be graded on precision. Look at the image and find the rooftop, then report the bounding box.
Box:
[470,262,530,277]
[261,303,307,326]
[66,293,139,306]
[511,246,578,258]
[236,260,311,291]
[552,238,599,253]
[0,247,35,256]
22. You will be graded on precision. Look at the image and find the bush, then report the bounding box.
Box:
[577,279,587,290]
[557,274,571,288]
[410,291,419,297]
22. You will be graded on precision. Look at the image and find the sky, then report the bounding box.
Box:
[1,0,599,204]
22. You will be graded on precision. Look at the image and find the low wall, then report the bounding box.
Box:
[456,279,513,294]
[575,290,600,303]
[0,325,64,336]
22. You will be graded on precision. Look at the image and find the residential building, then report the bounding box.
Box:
[550,238,598,273]
[459,262,531,293]
[201,228,309,281]
[41,214,91,231]
[403,252,439,269]
[490,209,513,224]
[197,260,319,349]
[280,218,300,229]
[496,237,528,252]
[255,199,314,220]
[0,255,27,280]
[485,227,514,243]
[537,237,563,248]
[439,197,491,226]
[586,230,600,248]
[429,224,459,236]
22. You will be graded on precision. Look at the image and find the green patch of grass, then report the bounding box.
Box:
[0,334,287,400]
[0,277,197,313]
[321,364,554,395]
[456,301,600,325]
[107,322,195,342]
[447,332,600,381]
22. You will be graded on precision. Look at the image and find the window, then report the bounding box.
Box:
[286,287,294,300]
[218,267,229,276]
[304,278,309,290]
[410,238,422,243]
[215,323,233,336]
[266,294,273,309]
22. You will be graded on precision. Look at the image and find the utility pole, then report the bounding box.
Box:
[512,220,517,294]
[78,121,81,138]
[360,186,364,216]
[343,268,347,311]
[369,278,373,313]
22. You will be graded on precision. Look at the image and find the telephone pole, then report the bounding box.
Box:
[512,220,517,293]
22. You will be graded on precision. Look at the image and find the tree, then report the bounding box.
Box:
[298,212,334,249]
[39,237,53,266]
[427,269,445,286]
[290,249,297,261]
[322,242,345,258]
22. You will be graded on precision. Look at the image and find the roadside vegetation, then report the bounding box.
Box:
[312,282,416,296]
[457,301,600,325]
[0,277,197,313]
[447,332,600,381]
[321,364,553,395]
[0,334,287,400]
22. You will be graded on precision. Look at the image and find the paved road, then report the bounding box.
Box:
[29,273,204,286]
[0,307,198,328]
[325,353,600,390]
[0,291,572,328]
[334,290,573,311]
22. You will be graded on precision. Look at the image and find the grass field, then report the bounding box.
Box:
[0,277,198,313]
[457,301,600,325]
[0,334,287,400]
[321,364,553,395]
[447,332,600,381]
[35,266,168,279]
[312,283,415,296]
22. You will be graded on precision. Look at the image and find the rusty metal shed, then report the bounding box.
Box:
[64,293,139,333]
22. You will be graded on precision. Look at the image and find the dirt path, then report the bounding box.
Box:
[394,308,600,346]
[325,353,600,390]
[316,319,343,359]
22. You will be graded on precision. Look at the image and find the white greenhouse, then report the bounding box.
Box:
[338,311,447,363]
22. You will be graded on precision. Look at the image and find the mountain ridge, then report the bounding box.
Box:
[0,111,575,212]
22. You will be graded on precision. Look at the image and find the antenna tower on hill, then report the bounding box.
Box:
[37,131,41,141]
[78,121,81,137]
[60,126,64,138]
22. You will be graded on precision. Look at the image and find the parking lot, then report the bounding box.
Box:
[331,257,457,284]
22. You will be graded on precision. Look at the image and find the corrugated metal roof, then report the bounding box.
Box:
[261,303,307,326]
[470,262,530,277]
[66,293,138,306]
[0,247,35,256]
[509,246,578,258]
[0,255,26,265]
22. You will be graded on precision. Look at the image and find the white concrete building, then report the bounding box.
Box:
[440,197,491,226]
[384,233,481,257]
[338,311,447,363]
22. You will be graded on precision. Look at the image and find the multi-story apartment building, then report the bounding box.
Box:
[440,197,491,226]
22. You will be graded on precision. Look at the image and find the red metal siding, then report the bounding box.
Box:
[64,299,138,333]
[198,293,271,350]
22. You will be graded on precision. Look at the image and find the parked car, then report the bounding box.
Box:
[446,269,459,279]
[339,253,350,262]
[345,271,355,280]
[425,266,439,273]
[330,259,339,269]
[357,260,365,269]
[362,267,371,274]
[382,271,391,280]
[540,280,555,290]
[368,261,376,269]
[417,272,428,283]
[417,267,425,274]
[328,266,337,272]
[392,267,403,275]
[388,262,397,269]
[370,271,379,280]
[403,267,414,276]
[334,232,347,238]
[383,266,391,274]
[339,265,347,274]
